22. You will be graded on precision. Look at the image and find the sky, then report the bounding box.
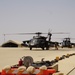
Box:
[0,0,75,44]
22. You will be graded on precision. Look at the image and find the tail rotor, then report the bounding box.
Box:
[47,29,52,42]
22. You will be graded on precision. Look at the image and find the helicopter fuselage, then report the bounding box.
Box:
[23,36,49,50]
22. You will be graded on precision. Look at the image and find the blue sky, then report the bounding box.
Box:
[0,0,75,44]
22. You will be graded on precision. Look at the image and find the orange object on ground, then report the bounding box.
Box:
[1,70,6,75]
[37,69,56,75]
[47,69,56,75]
[1,68,56,75]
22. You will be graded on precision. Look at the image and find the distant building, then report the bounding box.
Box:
[1,40,23,47]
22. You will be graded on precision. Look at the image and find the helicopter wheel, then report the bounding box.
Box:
[30,47,32,50]
[42,47,44,50]
[61,46,63,48]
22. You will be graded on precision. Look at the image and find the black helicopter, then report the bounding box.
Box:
[22,32,53,50]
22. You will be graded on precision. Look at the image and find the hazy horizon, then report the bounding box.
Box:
[0,0,75,44]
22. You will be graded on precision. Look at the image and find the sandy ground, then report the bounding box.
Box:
[0,47,75,75]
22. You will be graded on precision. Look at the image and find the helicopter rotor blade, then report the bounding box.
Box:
[3,33,36,35]
[3,32,69,36]
[51,32,70,34]
[3,32,45,35]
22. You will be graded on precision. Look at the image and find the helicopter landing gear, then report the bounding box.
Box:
[30,47,32,50]
[61,46,63,48]
[42,47,44,50]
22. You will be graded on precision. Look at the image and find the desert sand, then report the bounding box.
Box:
[0,47,75,75]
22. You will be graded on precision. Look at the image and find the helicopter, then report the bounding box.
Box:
[22,32,52,50]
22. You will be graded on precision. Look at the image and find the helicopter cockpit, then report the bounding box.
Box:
[29,36,47,46]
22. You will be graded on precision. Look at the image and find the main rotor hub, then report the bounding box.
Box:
[35,32,42,36]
